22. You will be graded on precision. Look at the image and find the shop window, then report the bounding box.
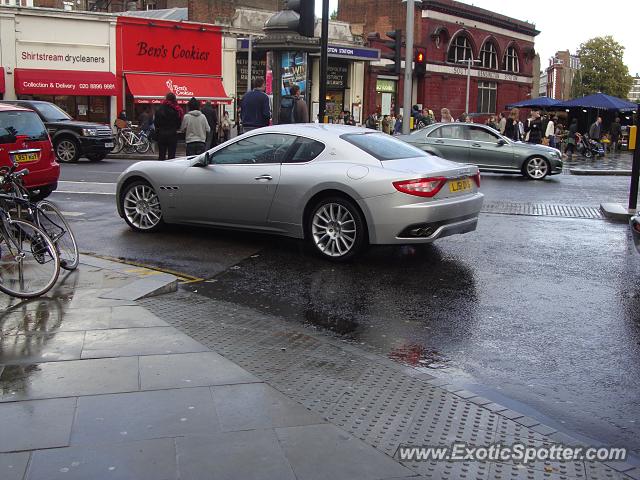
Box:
[480,42,498,70]
[504,46,520,73]
[447,35,473,63]
[477,81,497,114]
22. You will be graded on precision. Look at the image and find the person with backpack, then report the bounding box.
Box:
[278,84,308,124]
[154,92,183,160]
[180,97,210,156]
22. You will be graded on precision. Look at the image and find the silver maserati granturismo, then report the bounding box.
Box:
[116,124,484,261]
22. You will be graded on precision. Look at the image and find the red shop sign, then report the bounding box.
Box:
[117,17,222,77]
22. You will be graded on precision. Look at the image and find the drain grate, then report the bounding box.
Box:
[481,201,603,219]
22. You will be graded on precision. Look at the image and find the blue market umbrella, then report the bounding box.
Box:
[556,93,638,112]
[505,97,562,109]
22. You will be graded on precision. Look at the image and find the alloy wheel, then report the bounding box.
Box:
[526,157,549,180]
[123,184,162,230]
[312,202,357,258]
[56,140,78,163]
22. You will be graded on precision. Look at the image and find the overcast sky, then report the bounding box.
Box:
[318,0,640,77]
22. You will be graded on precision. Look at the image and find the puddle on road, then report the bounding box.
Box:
[388,343,450,369]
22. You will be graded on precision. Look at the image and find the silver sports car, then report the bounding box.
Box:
[116,124,484,261]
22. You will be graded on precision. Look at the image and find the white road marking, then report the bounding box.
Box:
[60,180,115,185]
[56,181,117,195]
[60,211,85,217]
[54,190,116,196]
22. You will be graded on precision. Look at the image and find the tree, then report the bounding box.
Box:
[575,36,633,99]
[330,9,337,20]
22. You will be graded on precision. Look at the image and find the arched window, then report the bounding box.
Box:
[447,35,473,63]
[479,41,498,69]
[504,46,520,73]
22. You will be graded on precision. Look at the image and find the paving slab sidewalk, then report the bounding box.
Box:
[1,256,638,480]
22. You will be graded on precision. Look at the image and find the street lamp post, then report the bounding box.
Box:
[459,58,480,114]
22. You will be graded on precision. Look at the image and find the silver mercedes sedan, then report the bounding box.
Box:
[116,124,484,261]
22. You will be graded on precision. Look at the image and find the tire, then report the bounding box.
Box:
[306,196,367,262]
[111,134,124,155]
[136,136,151,154]
[0,219,60,298]
[522,156,550,180]
[87,154,106,162]
[36,200,80,271]
[120,180,164,232]
[584,150,593,159]
[55,137,80,163]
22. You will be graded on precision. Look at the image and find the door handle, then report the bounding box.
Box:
[471,143,482,147]
[435,139,445,144]
[254,174,273,181]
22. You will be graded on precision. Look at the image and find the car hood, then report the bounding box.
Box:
[382,155,478,177]
[510,141,559,155]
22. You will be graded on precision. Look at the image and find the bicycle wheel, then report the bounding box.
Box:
[136,135,151,154]
[111,134,124,154]
[36,200,79,271]
[0,219,60,298]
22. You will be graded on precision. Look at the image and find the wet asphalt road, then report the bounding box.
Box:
[49,158,640,454]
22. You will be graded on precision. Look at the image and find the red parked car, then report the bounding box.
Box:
[0,103,59,200]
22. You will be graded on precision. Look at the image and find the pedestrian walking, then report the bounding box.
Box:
[440,108,454,123]
[589,116,602,141]
[154,92,183,160]
[504,108,520,141]
[393,114,403,135]
[545,116,556,148]
[526,111,543,144]
[219,110,231,143]
[278,84,308,123]
[201,101,218,149]
[240,77,271,132]
[180,97,210,156]
[382,115,391,134]
[498,112,507,135]
[610,117,622,154]
[566,118,578,158]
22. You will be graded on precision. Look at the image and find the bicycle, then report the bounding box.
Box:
[112,125,152,155]
[0,163,79,271]
[0,195,60,298]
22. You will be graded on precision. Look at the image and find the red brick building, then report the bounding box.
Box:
[339,0,539,121]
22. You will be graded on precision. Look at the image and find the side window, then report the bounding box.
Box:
[468,126,499,142]
[286,137,325,163]
[211,134,296,165]
[429,125,463,139]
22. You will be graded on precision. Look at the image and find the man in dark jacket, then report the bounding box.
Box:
[526,111,543,144]
[589,116,602,141]
[201,101,218,149]
[610,117,622,154]
[154,92,183,160]
[290,85,309,123]
[241,77,271,132]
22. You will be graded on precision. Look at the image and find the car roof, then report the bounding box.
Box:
[0,102,34,113]
[247,123,372,142]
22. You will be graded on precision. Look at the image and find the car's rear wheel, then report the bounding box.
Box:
[120,180,164,232]
[55,137,80,163]
[523,156,550,180]
[307,196,367,262]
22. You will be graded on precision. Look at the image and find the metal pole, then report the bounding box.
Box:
[465,58,471,114]
[629,108,640,210]
[402,0,415,134]
[247,35,253,93]
[318,0,329,123]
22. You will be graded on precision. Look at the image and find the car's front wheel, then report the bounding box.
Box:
[307,196,367,262]
[55,137,80,163]
[120,180,164,232]
[523,157,550,180]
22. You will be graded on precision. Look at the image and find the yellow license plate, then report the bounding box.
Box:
[449,178,472,193]
[13,152,39,163]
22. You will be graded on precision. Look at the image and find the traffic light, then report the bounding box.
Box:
[382,29,402,74]
[285,0,316,37]
[415,49,426,75]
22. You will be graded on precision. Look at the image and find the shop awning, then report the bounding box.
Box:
[0,68,5,93]
[14,69,117,96]
[125,73,231,104]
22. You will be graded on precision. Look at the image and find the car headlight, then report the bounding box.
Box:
[82,128,97,136]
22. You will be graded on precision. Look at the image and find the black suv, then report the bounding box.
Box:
[0,100,114,162]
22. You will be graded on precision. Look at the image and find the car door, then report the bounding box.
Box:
[425,125,469,164]
[179,133,297,227]
[466,125,514,169]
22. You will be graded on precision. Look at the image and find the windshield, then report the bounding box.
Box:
[341,132,428,161]
[33,102,72,122]
[0,111,48,140]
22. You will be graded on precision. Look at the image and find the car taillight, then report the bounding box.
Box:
[472,172,481,187]
[393,177,447,198]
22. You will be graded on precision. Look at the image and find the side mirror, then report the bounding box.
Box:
[193,151,210,167]
[497,139,507,146]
